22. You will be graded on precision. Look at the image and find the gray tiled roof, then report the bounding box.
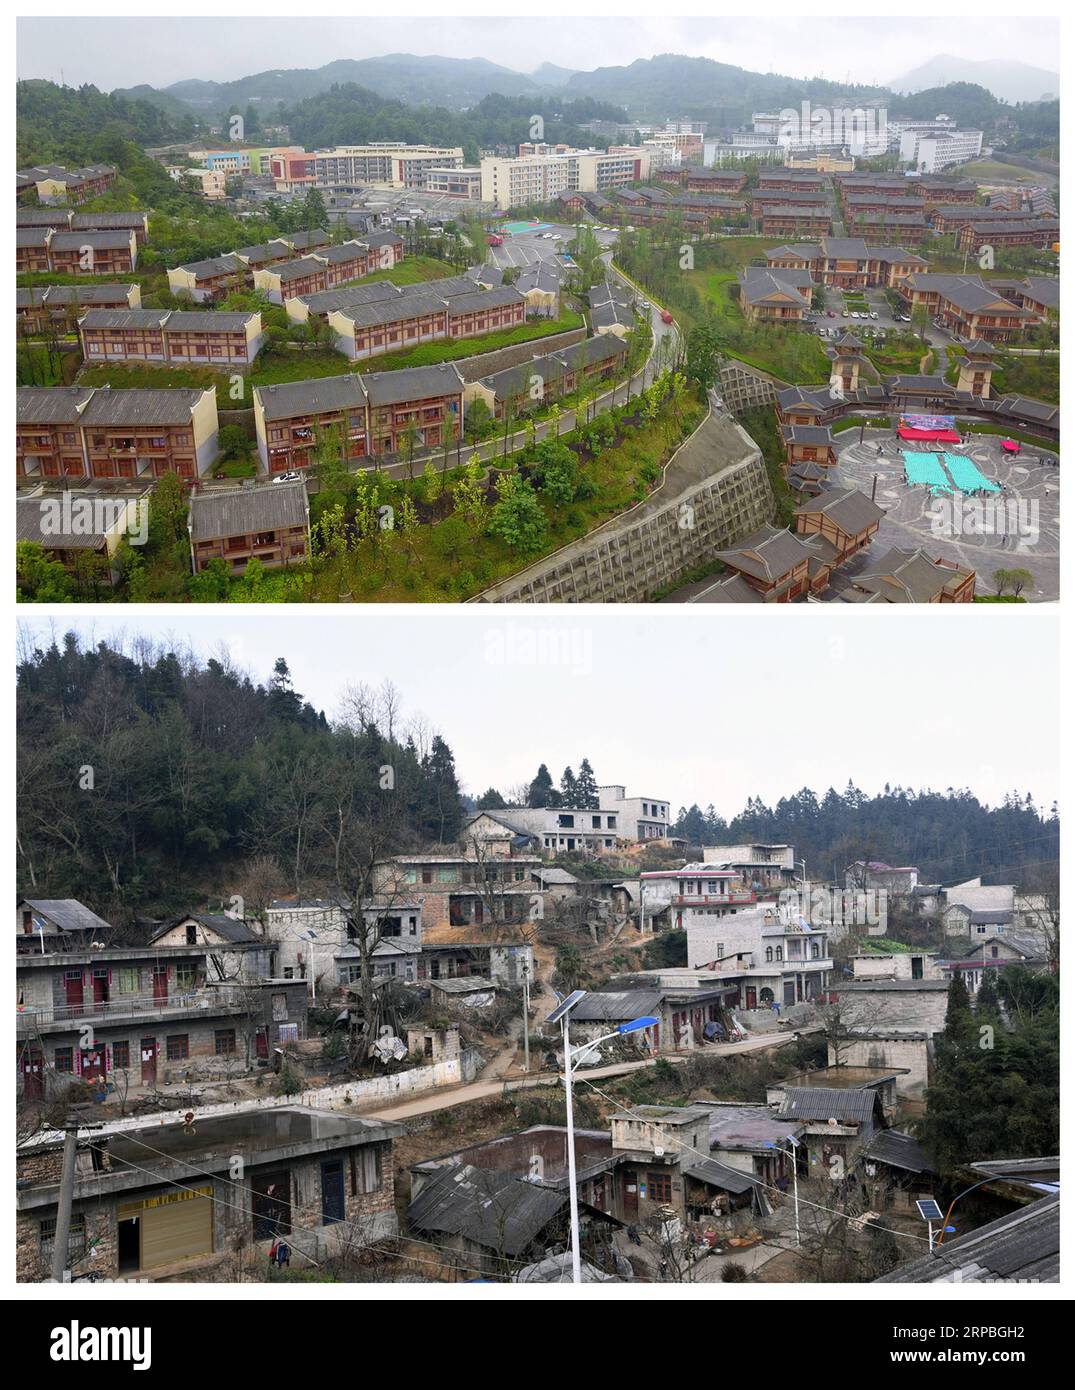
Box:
[407,1163,565,1256]
[189,483,308,543]
[794,485,884,536]
[876,1194,1058,1284]
[256,374,368,421]
[78,388,209,426]
[362,363,465,406]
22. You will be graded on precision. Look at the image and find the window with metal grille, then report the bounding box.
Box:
[40,1212,86,1266]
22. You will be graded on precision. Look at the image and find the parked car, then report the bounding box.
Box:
[660,310,674,325]
[870,312,880,320]
[827,309,836,318]
[271,471,303,485]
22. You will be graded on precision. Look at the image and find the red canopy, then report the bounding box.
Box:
[1001,439,1021,454]
[897,425,962,442]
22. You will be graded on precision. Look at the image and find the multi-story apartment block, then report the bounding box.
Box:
[17,163,117,204]
[253,364,464,472]
[189,482,310,576]
[79,310,264,368]
[309,143,464,192]
[480,147,652,210]
[180,167,228,199]
[899,127,983,172]
[421,166,482,199]
[765,242,927,290]
[17,386,219,481]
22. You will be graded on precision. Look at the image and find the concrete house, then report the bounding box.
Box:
[16,1106,401,1281]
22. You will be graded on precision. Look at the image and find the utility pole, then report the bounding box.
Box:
[522,963,531,1073]
[51,1107,97,1283]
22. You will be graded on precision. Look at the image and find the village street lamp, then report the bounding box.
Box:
[545,991,658,1284]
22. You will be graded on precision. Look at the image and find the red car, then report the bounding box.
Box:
[486,233,504,247]
[660,310,674,325]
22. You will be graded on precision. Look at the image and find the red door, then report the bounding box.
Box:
[621,1169,639,1218]
[22,1048,44,1100]
[152,967,168,1004]
[93,970,109,1006]
[140,1038,157,1085]
[81,1047,104,1083]
[65,970,84,1015]
[255,1027,269,1060]
[745,987,757,1010]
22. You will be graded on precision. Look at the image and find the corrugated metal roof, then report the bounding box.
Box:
[868,1129,930,1174]
[777,1087,879,1125]
[569,990,662,1021]
[683,1159,761,1194]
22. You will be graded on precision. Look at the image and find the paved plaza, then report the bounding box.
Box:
[833,429,1059,601]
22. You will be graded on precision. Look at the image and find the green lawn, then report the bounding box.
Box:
[944,345,1059,405]
[237,388,707,603]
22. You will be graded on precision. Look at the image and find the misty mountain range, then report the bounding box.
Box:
[111,51,1059,122]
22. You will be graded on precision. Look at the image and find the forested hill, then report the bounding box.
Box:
[673,786,1059,890]
[16,635,463,927]
[16,79,197,166]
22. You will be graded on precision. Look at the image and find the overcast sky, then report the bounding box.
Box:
[15,13,1059,92]
[17,609,1059,816]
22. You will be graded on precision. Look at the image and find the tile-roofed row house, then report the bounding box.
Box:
[188,481,310,576]
[17,207,149,242]
[958,216,1059,252]
[252,236,403,304]
[328,285,526,362]
[167,253,250,304]
[17,162,117,204]
[79,309,265,368]
[16,228,139,276]
[16,282,141,336]
[17,386,219,481]
[759,204,832,238]
[464,334,627,421]
[851,211,929,243]
[253,364,465,472]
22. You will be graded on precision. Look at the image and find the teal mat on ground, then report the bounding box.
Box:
[903,451,952,492]
[942,452,1000,493]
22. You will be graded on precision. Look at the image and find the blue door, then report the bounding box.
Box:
[321,1160,345,1225]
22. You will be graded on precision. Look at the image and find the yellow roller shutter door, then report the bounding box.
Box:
[140,1193,213,1269]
